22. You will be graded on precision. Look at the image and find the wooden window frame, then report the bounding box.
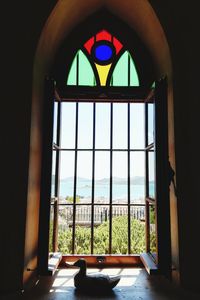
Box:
[50,85,154,264]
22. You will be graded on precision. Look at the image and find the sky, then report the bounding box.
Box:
[52,102,154,180]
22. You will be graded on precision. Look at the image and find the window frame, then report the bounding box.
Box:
[50,86,155,265]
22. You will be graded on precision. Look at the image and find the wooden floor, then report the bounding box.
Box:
[2,267,200,300]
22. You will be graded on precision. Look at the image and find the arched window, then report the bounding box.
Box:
[49,20,162,268]
[66,29,139,87]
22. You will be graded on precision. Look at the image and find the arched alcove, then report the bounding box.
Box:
[24,0,178,287]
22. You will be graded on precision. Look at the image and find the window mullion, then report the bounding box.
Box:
[91,103,96,254]
[54,101,61,197]
[145,103,150,252]
[127,55,131,254]
[72,102,79,254]
[53,101,61,252]
[128,103,131,254]
[109,102,113,254]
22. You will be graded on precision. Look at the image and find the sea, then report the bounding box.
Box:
[52,178,155,201]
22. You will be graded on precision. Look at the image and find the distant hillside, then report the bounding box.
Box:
[53,176,153,185]
[97,176,147,185]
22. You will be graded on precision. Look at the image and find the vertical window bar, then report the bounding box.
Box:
[127,103,131,254]
[54,101,61,196]
[53,101,61,252]
[72,52,79,253]
[91,103,96,254]
[127,54,131,254]
[72,102,79,254]
[109,103,113,254]
[145,103,150,252]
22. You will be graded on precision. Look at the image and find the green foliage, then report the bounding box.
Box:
[51,216,152,255]
[150,206,155,224]
[49,220,53,252]
[65,196,81,203]
[150,232,157,253]
[58,229,72,253]
[149,206,157,253]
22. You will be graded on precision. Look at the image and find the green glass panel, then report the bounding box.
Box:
[79,50,96,86]
[111,51,139,86]
[151,81,155,88]
[67,53,77,85]
[130,54,139,86]
[112,51,129,86]
[67,50,96,86]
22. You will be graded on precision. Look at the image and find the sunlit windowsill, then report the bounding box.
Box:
[48,252,62,275]
[48,252,159,279]
[140,252,158,275]
[49,267,143,293]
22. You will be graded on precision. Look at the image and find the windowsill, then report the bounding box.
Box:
[60,254,143,268]
[140,252,158,275]
[48,253,158,275]
[48,252,62,275]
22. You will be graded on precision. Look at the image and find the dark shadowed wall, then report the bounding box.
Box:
[1,0,200,293]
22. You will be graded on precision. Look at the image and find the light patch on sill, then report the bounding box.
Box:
[50,268,142,291]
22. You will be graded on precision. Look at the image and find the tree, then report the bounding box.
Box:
[54,216,149,254]
[65,196,81,203]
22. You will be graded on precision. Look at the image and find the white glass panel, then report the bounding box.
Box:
[130,103,145,149]
[76,151,92,203]
[95,103,110,149]
[78,103,93,149]
[61,103,76,148]
[51,150,56,197]
[94,152,110,204]
[113,103,127,149]
[148,151,155,198]
[59,152,75,201]
[130,152,145,203]
[53,102,58,144]
[148,103,154,145]
[113,152,127,203]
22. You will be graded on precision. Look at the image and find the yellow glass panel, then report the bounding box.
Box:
[95,63,111,86]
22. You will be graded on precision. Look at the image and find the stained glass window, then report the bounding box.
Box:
[66,29,140,87]
[67,50,96,86]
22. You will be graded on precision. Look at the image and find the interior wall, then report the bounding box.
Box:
[0,1,57,293]
[150,1,200,290]
[1,0,200,294]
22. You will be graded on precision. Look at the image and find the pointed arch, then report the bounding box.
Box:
[26,0,176,287]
